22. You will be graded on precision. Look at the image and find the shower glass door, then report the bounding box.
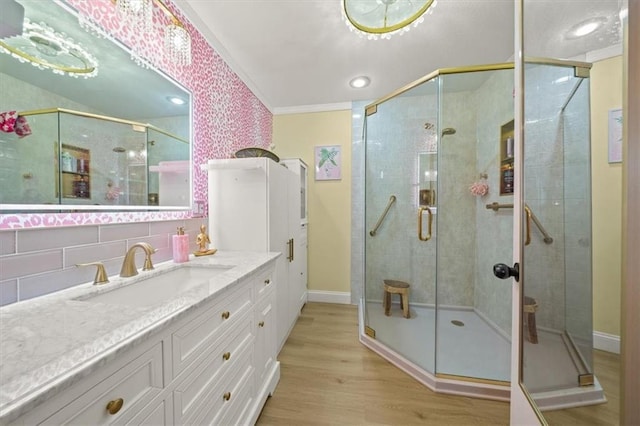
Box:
[522,61,594,396]
[435,68,514,382]
[363,78,438,374]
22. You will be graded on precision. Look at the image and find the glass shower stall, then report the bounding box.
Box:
[359,60,602,407]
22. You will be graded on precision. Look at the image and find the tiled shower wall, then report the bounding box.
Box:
[0,218,204,306]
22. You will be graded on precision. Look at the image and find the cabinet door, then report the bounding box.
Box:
[268,162,293,350]
[254,290,276,390]
[287,170,304,324]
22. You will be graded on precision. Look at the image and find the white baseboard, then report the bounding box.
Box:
[593,331,620,354]
[307,290,352,305]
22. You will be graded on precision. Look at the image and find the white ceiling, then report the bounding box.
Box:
[179,0,625,113]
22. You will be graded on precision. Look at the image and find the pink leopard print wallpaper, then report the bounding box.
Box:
[0,0,272,229]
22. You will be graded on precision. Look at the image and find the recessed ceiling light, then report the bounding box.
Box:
[566,17,607,39]
[167,96,185,105]
[349,76,371,89]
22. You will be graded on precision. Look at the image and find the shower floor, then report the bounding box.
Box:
[365,302,511,382]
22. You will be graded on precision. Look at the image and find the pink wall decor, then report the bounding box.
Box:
[0,0,273,230]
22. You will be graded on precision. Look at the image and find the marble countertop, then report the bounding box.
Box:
[0,251,279,423]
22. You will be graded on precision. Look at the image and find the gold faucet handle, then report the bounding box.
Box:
[76,262,110,285]
[142,243,157,271]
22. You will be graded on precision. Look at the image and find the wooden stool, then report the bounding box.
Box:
[383,280,410,319]
[524,296,538,344]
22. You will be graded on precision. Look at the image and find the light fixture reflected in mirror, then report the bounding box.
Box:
[114,0,191,66]
[342,0,437,40]
[0,18,98,78]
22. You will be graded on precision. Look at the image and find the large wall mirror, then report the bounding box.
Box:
[0,0,192,211]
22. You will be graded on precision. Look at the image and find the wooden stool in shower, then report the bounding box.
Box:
[383,279,410,319]
[524,296,538,344]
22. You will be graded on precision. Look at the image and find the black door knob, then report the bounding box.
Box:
[493,262,519,282]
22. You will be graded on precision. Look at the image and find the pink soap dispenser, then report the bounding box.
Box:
[173,227,189,263]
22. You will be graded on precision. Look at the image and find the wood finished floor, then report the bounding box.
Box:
[256,302,620,426]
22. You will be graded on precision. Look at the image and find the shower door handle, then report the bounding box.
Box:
[493,262,519,282]
[418,207,432,241]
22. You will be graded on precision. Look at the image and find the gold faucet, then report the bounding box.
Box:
[76,262,109,285]
[120,242,156,278]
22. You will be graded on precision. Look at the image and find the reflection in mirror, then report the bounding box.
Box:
[418,152,436,206]
[0,0,191,211]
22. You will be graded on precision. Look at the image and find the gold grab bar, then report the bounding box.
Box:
[369,195,397,236]
[418,206,433,241]
[485,202,553,244]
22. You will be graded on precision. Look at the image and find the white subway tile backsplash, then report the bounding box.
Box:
[64,241,127,267]
[0,219,201,305]
[0,250,63,281]
[149,219,184,235]
[0,231,16,255]
[18,226,98,252]
[99,223,150,242]
[0,279,17,306]
[18,267,91,301]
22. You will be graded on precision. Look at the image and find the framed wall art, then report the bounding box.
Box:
[608,108,623,163]
[314,145,341,180]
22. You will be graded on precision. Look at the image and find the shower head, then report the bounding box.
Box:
[441,128,456,137]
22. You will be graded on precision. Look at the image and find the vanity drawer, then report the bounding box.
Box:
[196,346,254,426]
[171,280,252,378]
[254,266,275,301]
[172,312,253,425]
[39,342,163,426]
[214,363,255,426]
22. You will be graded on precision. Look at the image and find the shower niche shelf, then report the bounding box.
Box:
[499,120,514,195]
[59,144,91,199]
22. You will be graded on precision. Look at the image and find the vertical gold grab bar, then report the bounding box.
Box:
[369,195,397,236]
[418,206,433,241]
[524,206,532,246]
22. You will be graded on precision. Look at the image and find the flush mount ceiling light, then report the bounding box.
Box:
[0,18,98,78]
[350,76,371,88]
[565,17,608,39]
[342,0,437,40]
[167,96,185,105]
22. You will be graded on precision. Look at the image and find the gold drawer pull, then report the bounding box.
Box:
[221,311,230,320]
[106,398,124,415]
[223,352,231,361]
[223,392,231,401]
[258,321,265,327]
[264,279,270,285]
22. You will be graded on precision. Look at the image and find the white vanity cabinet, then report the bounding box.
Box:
[8,260,279,426]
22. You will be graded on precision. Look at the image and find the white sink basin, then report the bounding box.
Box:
[78,266,232,307]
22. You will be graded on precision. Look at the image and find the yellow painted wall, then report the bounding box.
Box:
[590,55,623,336]
[273,110,352,293]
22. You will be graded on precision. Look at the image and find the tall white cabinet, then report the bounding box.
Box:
[281,158,308,319]
[206,157,307,352]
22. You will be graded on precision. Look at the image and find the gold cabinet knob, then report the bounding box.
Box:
[258,321,265,327]
[264,279,270,285]
[106,398,124,415]
[223,392,231,401]
[222,351,231,361]
[221,311,230,320]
